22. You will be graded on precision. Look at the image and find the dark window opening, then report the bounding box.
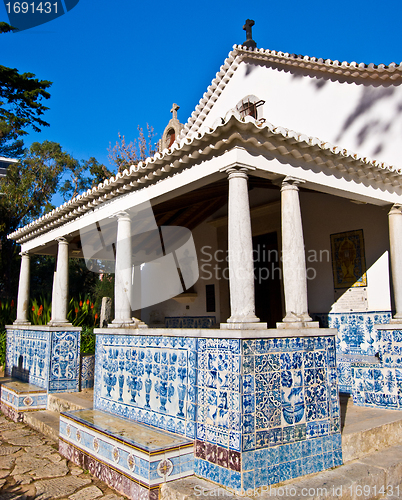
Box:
[239,99,265,120]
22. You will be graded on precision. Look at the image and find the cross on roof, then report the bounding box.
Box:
[170,103,180,121]
[242,19,256,49]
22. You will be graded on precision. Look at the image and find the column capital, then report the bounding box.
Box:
[56,237,69,245]
[389,204,402,216]
[19,251,30,257]
[112,211,131,221]
[220,163,255,179]
[281,176,305,191]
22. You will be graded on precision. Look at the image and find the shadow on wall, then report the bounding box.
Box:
[11,354,30,382]
[334,86,400,158]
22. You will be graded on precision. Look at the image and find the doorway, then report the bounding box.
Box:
[253,232,283,327]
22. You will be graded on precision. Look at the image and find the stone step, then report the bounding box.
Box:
[161,443,402,500]
[47,388,94,413]
[341,399,402,462]
[23,409,60,442]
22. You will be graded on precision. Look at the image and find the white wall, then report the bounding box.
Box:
[301,191,391,313]
[141,220,222,325]
[198,61,402,169]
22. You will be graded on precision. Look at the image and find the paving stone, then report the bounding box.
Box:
[1,428,31,439]
[0,469,9,479]
[6,435,46,446]
[23,444,56,456]
[100,495,126,500]
[12,457,50,475]
[12,474,33,484]
[68,485,103,500]
[0,455,16,469]
[34,476,92,499]
[31,458,69,479]
[0,445,20,456]
[70,465,83,475]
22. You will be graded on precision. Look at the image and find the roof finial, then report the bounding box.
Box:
[243,19,256,49]
[171,103,180,121]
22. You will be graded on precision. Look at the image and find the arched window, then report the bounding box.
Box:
[166,128,175,148]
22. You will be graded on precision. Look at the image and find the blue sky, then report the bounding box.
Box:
[1,0,401,170]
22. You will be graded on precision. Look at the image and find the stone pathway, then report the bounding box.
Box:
[0,414,127,500]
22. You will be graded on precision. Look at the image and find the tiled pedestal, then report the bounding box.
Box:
[352,324,402,409]
[81,354,95,389]
[5,326,81,393]
[314,311,392,394]
[0,379,47,422]
[82,328,343,495]
[59,409,194,500]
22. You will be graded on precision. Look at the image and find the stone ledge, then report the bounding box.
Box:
[6,324,82,331]
[94,327,337,338]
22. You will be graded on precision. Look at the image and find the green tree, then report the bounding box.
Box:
[0,141,76,297]
[59,156,113,201]
[0,23,51,157]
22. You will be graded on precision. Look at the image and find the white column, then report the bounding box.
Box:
[14,252,31,325]
[222,166,263,327]
[280,177,314,327]
[388,204,402,321]
[111,211,134,327]
[49,237,70,325]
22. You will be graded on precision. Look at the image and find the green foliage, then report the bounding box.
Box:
[0,22,16,34]
[0,331,6,367]
[68,294,99,328]
[0,297,16,330]
[0,142,81,297]
[29,296,51,325]
[81,326,96,355]
[0,60,51,157]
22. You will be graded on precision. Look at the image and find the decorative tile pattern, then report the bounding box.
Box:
[93,331,342,490]
[5,328,81,393]
[81,354,95,389]
[165,316,216,328]
[313,311,392,393]
[352,327,402,410]
[94,334,197,438]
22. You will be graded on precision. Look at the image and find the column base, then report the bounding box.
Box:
[47,321,72,327]
[13,320,31,326]
[277,321,320,329]
[109,318,148,329]
[221,322,267,330]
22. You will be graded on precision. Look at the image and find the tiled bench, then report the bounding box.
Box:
[59,408,194,500]
[0,379,47,422]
